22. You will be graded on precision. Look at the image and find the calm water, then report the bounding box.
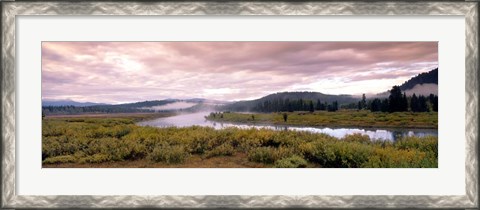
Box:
[137,111,438,141]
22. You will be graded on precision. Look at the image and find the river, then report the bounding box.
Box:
[137,111,438,141]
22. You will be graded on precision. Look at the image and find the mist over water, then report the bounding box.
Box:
[139,111,212,127]
[142,101,197,111]
[137,111,437,141]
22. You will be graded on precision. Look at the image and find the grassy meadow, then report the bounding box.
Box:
[207,110,438,129]
[42,113,438,168]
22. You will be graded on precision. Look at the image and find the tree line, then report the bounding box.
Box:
[42,105,155,115]
[251,86,437,113]
[362,86,438,113]
[42,100,174,115]
[252,98,339,112]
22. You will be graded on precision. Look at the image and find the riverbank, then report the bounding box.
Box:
[206,110,438,129]
[43,116,437,168]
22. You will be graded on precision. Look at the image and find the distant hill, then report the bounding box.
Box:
[42,99,177,115]
[42,98,229,115]
[222,91,358,112]
[42,100,108,107]
[375,68,438,97]
[184,98,206,103]
[399,68,438,91]
[258,92,357,104]
[117,99,177,108]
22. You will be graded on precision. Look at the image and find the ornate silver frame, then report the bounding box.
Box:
[1,1,478,209]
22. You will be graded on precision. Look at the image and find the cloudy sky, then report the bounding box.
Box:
[42,42,437,104]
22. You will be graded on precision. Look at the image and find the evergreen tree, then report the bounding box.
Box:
[361,93,367,109]
[428,94,439,112]
[418,95,428,112]
[298,99,304,111]
[411,94,419,112]
[380,99,389,112]
[328,101,339,112]
[370,98,382,112]
[286,99,293,112]
[309,101,314,112]
[315,99,322,110]
[428,94,435,105]
[388,86,404,112]
[402,93,408,111]
[343,102,357,109]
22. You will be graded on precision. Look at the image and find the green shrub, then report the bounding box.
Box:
[97,138,126,161]
[122,140,147,160]
[112,125,132,138]
[42,136,79,158]
[343,134,371,144]
[362,147,432,168]
[148,145,189,164]
[332,142,373,167]
[274,155,308,168]
[188,141,209,154]
[275,146,295,160]
[42,127,65,137]
[79,154,111,164]
[248,147,277,164]
[43,155,76,164]
[248,146,293,164]
[299,141,335,166]
[300,140,373,168]
[206,143,235,158]
[394,136,437,156]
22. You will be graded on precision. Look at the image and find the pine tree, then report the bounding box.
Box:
[402,93,408,111]
[418,95,428,112]
[370,98,382,112]
[361,93,367,109]
[411,94,419,112]
[309,101,314,112]
[315,99,322,110]
[381,99,389,112]
[388,86,404,112]
[327,101,339,112]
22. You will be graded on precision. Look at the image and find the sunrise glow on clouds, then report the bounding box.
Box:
[42,42,438,104]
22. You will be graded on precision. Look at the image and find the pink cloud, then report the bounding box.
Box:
[42,42,437,103]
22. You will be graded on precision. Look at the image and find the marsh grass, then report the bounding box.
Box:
[42,117,438,168]
[206,110,438,129]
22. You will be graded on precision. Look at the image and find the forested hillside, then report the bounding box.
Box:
[42,100,176,115]
[399,68,438,91]
[42,100,108,107]
[221,92,358,112]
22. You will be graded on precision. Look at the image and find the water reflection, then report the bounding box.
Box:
[137,111,438,141]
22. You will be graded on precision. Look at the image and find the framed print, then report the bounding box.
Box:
[1,1,478,209]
